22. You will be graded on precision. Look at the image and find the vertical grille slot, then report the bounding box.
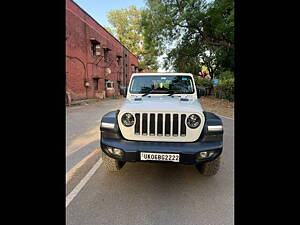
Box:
[150,113,155,135]
[135,113,140,134]
[180,114,186,136]
[173,114,178,136]
[165,114,171,136]
[157,114,163,135]
[142,113,148,135]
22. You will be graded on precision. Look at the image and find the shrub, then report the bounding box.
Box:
[214,78,234,101]
[194,77,214,89]
[194,77,214,96]
[218,71,234,80]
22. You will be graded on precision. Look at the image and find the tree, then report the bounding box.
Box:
[141,0,234,76]
[140,9,161,71]
[107,6,159,71]
[103,26,115,36]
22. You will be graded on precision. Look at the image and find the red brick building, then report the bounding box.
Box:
[66,0,139,101]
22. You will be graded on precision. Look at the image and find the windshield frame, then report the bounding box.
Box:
[128,74,196,95]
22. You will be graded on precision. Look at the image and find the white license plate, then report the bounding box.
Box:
[140,152,180,162]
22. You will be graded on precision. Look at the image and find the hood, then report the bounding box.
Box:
[120,96,203,113]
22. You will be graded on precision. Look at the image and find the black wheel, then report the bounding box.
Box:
[101,151,125,172]
[196,156,221,176]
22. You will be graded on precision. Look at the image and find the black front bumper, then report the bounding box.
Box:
[101,136,222,165]
[100,110,223,165]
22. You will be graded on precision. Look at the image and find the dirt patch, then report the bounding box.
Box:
[199,96,234,118]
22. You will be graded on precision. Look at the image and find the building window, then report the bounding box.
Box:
[103,48,111,62]
[93,78,99,90]
[106,80,114,89]
[91,39,101,56]
[131,65,135,73]
[116,56,122,66]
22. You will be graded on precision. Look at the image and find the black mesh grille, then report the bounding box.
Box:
[165,114,171,136]
[142,113,148,135]
[135,113,140,134]
[150,114,155,135]
[180,114,186,136]
[173,114,178,136]
[157,114,163,135]
[133,113,188,138]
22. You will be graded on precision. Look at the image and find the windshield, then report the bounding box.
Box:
[129,75,195,94]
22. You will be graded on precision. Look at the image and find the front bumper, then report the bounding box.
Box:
[100,136,222,165]
[100,110,223,165]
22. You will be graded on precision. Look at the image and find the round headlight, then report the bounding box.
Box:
[187,114,201,129]
[121,113,135,127]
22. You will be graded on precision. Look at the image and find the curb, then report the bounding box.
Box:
[66,97,124,107]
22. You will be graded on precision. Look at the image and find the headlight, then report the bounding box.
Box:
[121,113,135,127]
[187,114,201,129]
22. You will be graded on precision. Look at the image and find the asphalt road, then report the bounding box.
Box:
[66,99,124,172]
[66,99,234,225]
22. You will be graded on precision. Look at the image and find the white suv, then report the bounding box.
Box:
[100,73,223,176]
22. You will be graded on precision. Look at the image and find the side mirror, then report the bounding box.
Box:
[120,87,127,97]
[197,87,205,98]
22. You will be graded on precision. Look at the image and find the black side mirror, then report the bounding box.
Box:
[197,87,205,98]
[120,87,127,97]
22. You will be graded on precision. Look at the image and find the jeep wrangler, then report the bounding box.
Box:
[100,73,223,176]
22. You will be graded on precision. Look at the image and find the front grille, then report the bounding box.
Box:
[142,113,148,135]
[134,113,140,134]
[134,113,187,137]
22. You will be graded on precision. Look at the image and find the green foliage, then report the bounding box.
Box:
[217,71,234,80]
[140,9,161,71]
[194,76,214,89]
[214,78,234,101]
[107,6,143,57]
[142,0,234,75]
[103,26,115,36]
[107,6,159,71]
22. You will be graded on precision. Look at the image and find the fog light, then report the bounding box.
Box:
[107,147,113,154]
[200,151,208,158]
[113,148,123,156]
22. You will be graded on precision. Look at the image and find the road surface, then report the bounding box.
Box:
[66,98,234,225]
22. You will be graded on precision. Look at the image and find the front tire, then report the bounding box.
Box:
[102,151,125,172]
[197,156,221,176]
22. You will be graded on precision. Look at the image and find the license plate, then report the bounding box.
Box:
[140,152,180,162]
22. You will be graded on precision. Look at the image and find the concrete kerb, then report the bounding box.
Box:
[66,97,124,107]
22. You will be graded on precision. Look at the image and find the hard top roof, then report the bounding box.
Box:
[131,72,193,76]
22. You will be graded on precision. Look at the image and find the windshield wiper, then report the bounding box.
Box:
[168,90,180,97]
[142,90,180,97]
[142,93,150,97]
[141,90,153,97]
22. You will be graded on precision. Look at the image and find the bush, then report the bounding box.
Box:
[214,78,234,101]
[194,77,214,89]
[218,71,234,80]
[194,77,214,96]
